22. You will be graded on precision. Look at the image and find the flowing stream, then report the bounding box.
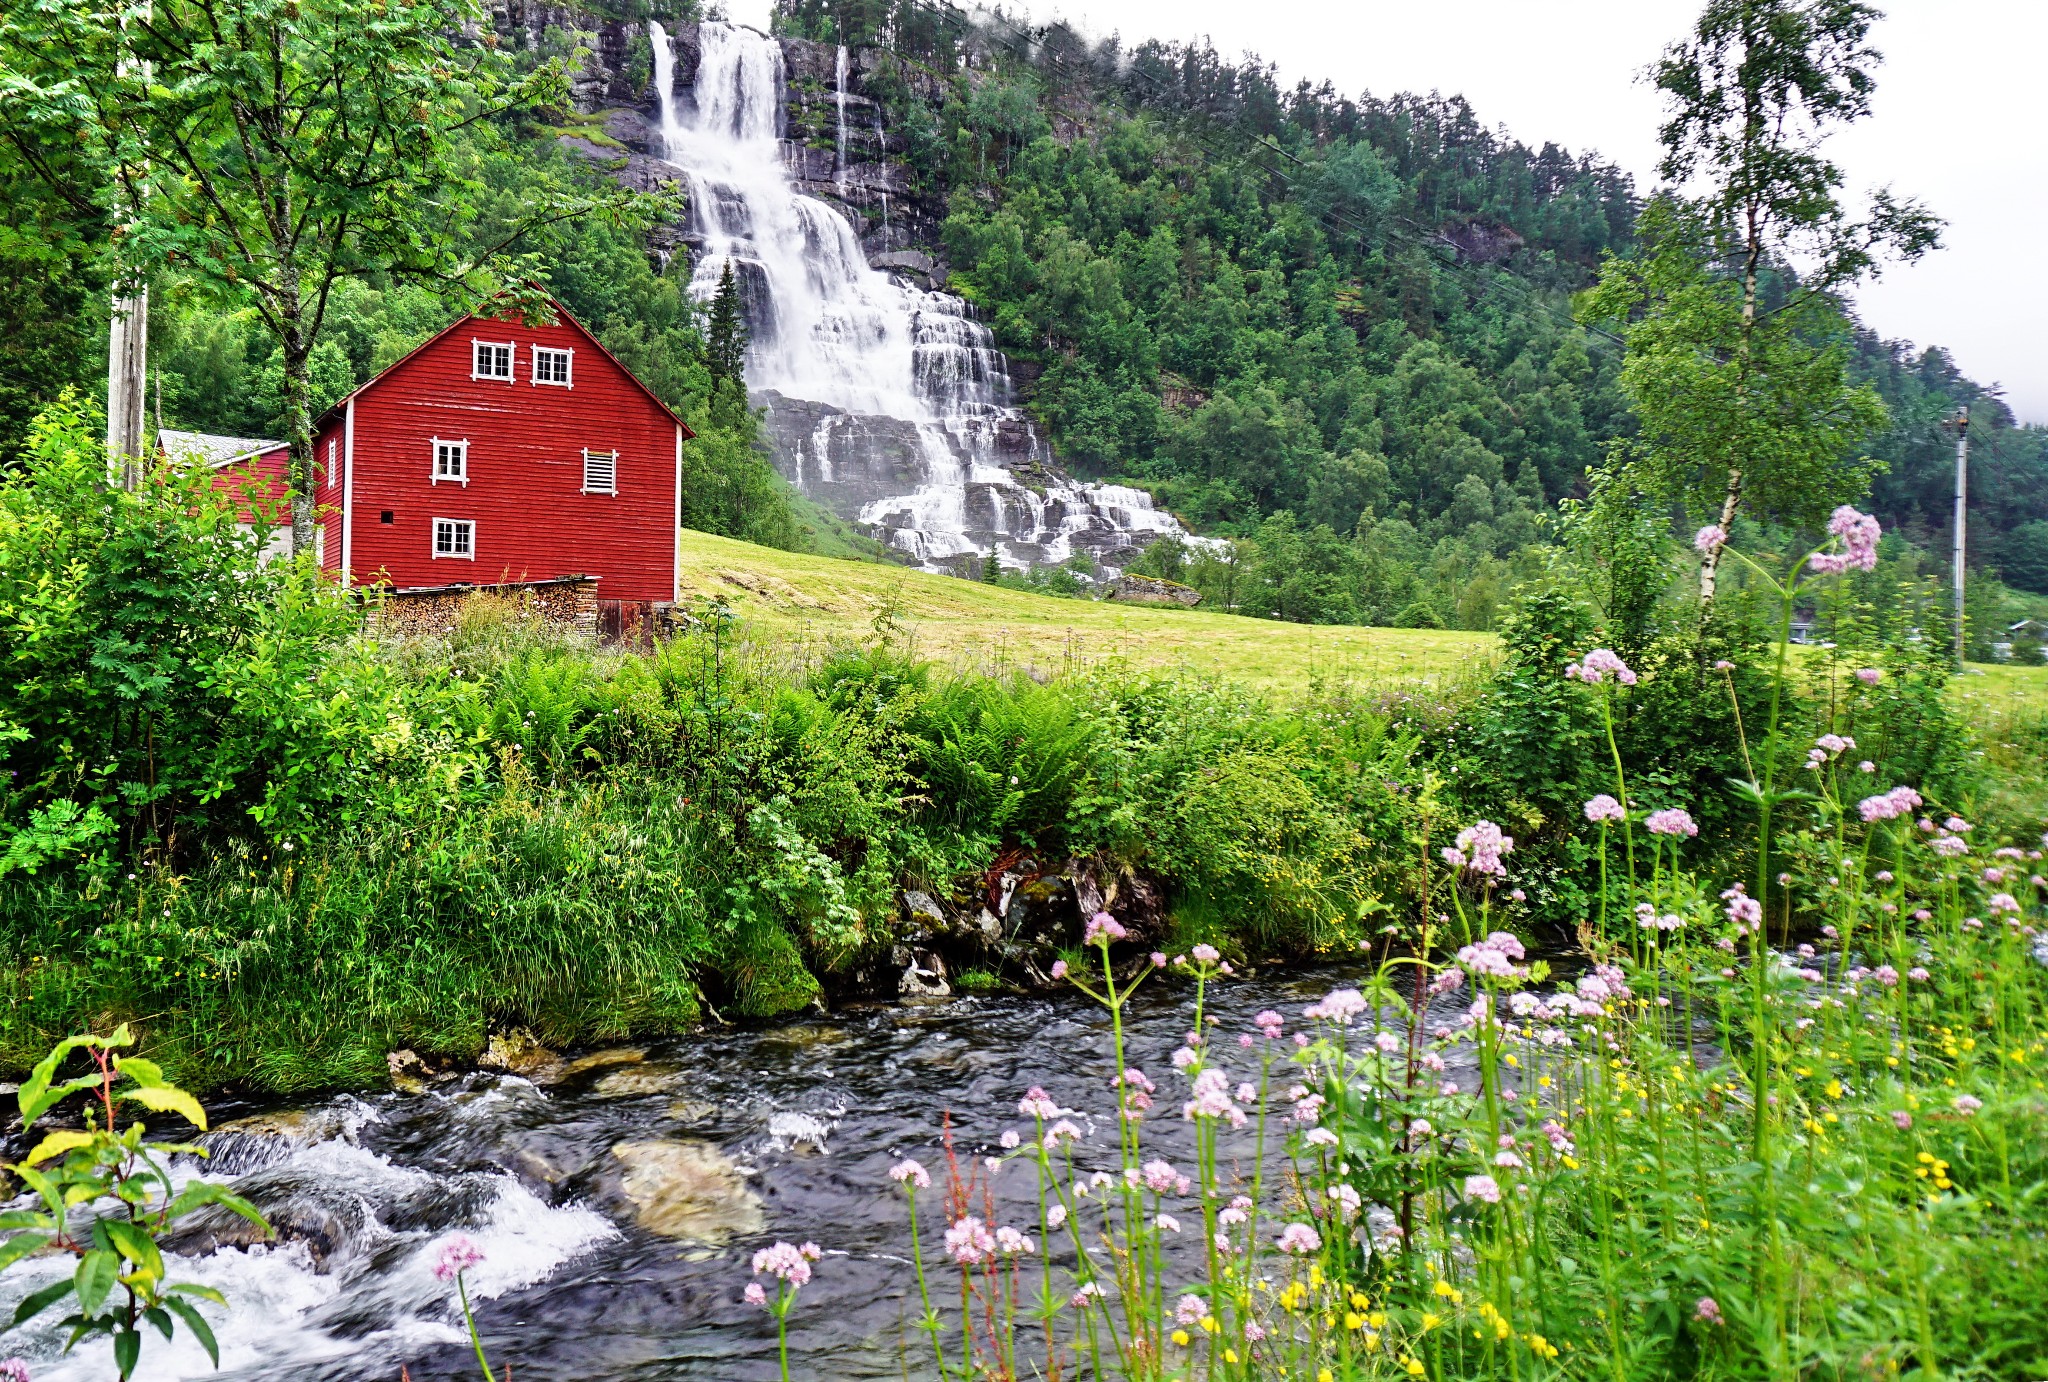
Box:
[648,21,1195,572]
[0,965,1475,1381]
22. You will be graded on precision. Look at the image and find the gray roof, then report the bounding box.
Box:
[159,429,286,468]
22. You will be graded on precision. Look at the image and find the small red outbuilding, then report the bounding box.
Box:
[307,297,693,603]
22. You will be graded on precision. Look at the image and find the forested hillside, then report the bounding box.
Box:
[3,0,2044,624]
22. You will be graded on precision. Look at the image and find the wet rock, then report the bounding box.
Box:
[387,1049,429,1095]
[666,1098,721,1125]
[592,1063,686,1098]
[562,1047,647,1077]
[478,1029,566,1084]
[902,889,946,929]
[199,1107,354,1175]
[606,1140,764,1241]
[899,950,950,1003]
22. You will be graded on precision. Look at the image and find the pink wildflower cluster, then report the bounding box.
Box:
[1644,808,1698,838]
[0,1359,26,1382]
[745,1240,822,1304]
[1567,648,1637,686]
[432,1235,486,1283]
[944,1217,997,1265]
[1182,1069,1247,1127]
[1017,1087,1060,1120]
[1634,901,1684,932]
[1463,1174,1502,1204]
[1855,667,1883,685]
[1807,505,1882,574]
[1276,1222,1322,1254]
[1304,988,1368,1025]
[1583,794,1626,824]
[889,1158,932,1189]
[1083,911,1126,946]
[1694,524,1727,555]
[1456,931,1527,979]
[1442,819,1513,876]
[1722,883,1763,932]
[1253,1010,1285,1040]
[1858,785,1922,822]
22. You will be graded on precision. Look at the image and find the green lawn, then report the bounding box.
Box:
[675,529,1493,696]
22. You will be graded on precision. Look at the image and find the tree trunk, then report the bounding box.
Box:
[279,315,317,557]
[1703,197,1764,610]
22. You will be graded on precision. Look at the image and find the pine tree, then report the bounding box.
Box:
[981,548,1001,582]
[705,259,749,416]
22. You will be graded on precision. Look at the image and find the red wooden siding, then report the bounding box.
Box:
[208,446,291,525]
[312,305,686,603]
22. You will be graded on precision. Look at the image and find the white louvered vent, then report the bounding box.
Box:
[582,449,618,495]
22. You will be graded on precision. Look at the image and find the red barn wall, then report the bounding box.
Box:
[314,312,680,602]
[209,446,291,525]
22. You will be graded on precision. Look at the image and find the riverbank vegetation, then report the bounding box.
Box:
[4,395,2042,1104]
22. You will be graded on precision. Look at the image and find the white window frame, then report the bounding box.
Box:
[430,436,469,486]
[582,449,619,496]
[432,517,475,560]
[471,339,514,382]
[532,345,574,388]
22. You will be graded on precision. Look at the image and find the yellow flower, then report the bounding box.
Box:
[1200,1315,1219,1334]
[1421,1311,1442,1331]
[1224,1349,1239,1364]
[1405,1357,1428,1377]
[1346,1311,1366,1331]
[1538,1075,1552,1088]
[1171,1329,1191,1347]
[1318,1371,1335,1382]
[1432,1278,1459,1300]
[1825,1079,1843,1099]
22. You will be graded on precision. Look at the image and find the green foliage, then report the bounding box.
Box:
[0,395,361,854]
[0,1025,268,1380]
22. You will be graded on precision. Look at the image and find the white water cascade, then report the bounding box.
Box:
[648,21,1196,571]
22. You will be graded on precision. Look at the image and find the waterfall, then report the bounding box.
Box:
[833,44,849,192]
[649,21,1203,573]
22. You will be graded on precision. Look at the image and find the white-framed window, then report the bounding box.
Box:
[532,346,574,387]
[582,449,618,495]
[471,339,514,381]
[431,436,469,485]
[432,517,475,559]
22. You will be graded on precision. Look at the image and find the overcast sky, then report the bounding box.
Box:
[970,0,2047,423]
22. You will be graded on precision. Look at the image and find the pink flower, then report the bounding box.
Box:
[1856,667,1883,685]
[1140,1159,1190,1195]
[1694,524,1727,555]
[1569,648,1637,686]
[1858,785,1922,823]
[1154,1213,1180,1233]
[1150,951,1167,967]
[1276,1222,1322,1254]
[1988,892,2020,915]
[1908,966,1930,982]
[1449,819,1514,877]
[1873,965,1899,986]
[743,1281,767,1307]
[1050,959,1069,980]
[1695,1296,1723,1325]
[1584,794,1625,824]
[889,1158,932,1189]
[1044,1119,1082,1147]
[1018,1087,1060,1119]
[1722,884,1762,929]
[752,1241,820,1287]
[0,1361,29,1382]
[1305,988,1368,1024]
[1175,1293,1207,1326]
[1084,912,1126,946]
[1714,658,1736,671]
[994,1226,1035,1256]
[1645,808,1698,838]
[1829,504,1882,571]
[1254,1010,1285,1039]
[1069,1283,1104,1308]
[944,1216,997,1265]
[1190,943,1221,964]
[1953,1095,1983,1115]
[1891,1110,1912,1129]
[433,1234,485,1283]
[1463,1174,1502,1204]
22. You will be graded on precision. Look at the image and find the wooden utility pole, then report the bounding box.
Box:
[107,285,149,489]
[1952,404,1969,666]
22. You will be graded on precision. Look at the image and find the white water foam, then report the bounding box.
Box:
[0,1134,617,1381]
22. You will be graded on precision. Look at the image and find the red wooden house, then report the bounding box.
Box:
[305,297,693,603]
[163,429,295,564]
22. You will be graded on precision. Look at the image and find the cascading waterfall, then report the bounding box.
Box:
[648,20,1199,571]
